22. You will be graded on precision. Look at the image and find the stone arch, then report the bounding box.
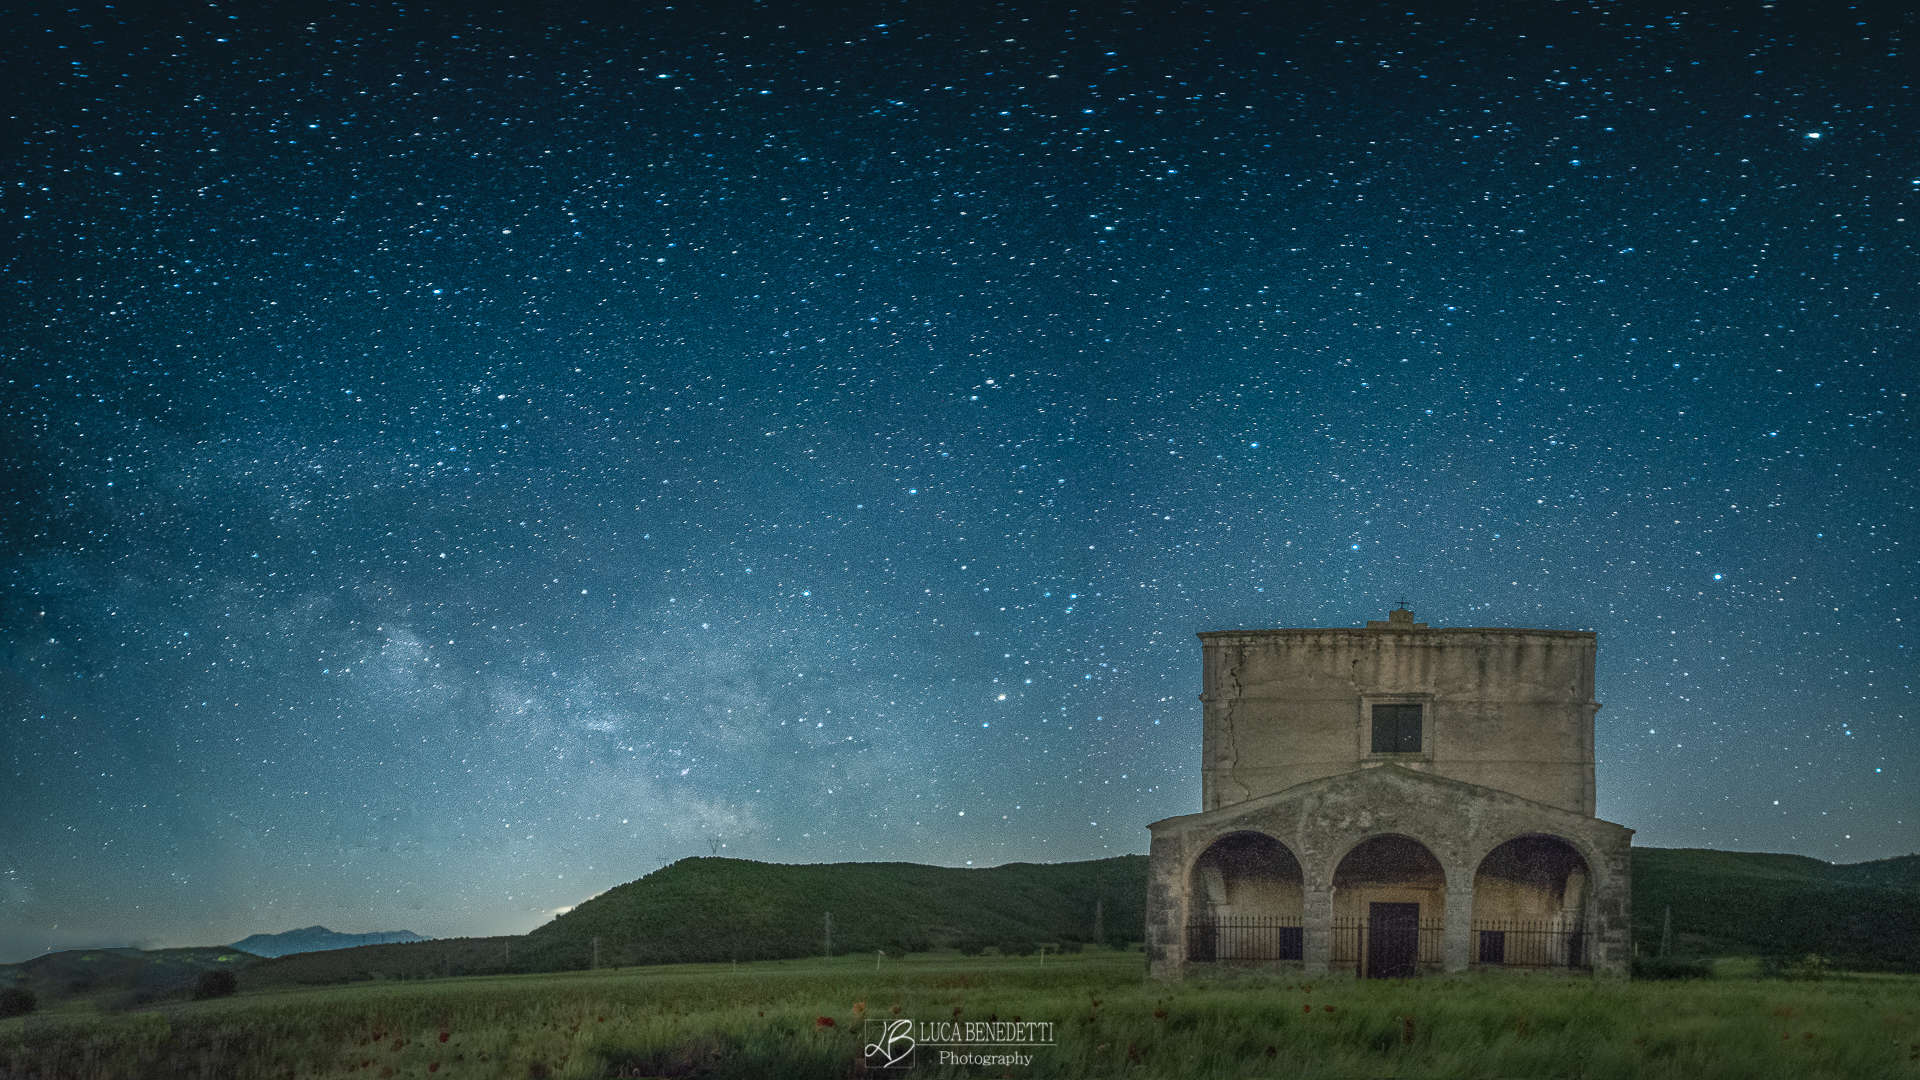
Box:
[1325,831,1451,892]
[1469,833,1594,968]
[1469,829,1610,896]
[1328,833,1450,913]
[1186,830,1305,918]
[1329,833,1448,975]
[1185,831,1306,964]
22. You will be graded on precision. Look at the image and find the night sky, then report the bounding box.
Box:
[3,2,1914,962]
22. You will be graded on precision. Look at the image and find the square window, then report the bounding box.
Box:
[1371,703,1423,754]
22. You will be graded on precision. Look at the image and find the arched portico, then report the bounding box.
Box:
[1470,834,1594,969]
[1146,765,1635,979]
[1329,834,1447,977]
[1184,831,1304,964]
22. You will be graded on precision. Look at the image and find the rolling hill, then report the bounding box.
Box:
[13,847,1916,1000]
[1630,849,1920,969]
[242,855,1144,986]
[0,947,254,1008]
[502,848,1917,973]
[521,855,1145,968]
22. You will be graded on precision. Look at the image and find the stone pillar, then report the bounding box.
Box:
[1145,833,1186,980]
[1444,883,1475,973]
[1590,843,1633,977]
[1303,885,1332,974]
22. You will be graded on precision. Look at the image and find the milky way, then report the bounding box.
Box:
[2,2,1913,960]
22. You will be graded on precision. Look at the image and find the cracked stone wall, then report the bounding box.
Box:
[1199,621,1599,815]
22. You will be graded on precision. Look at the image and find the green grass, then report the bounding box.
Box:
[6,951,1919,1079]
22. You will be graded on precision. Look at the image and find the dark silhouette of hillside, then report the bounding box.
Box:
[10,848,1914,998]
[1631,849,1920,969]
[0,947,254,1008]
[520,855,1145,968]
[243,855,1143,986]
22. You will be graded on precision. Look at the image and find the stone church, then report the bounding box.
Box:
[1145,609,1633,978]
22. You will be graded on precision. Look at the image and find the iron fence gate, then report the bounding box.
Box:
[1185,915,1304,963]
[1331,913,1446,976]
[1471,920,1588,969]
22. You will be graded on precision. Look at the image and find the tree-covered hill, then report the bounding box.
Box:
[239,856,1145,986]
[0,947,254,1007]
[15,847,1916,998]
[518,855,1146,968]
[1630,848,1919,970]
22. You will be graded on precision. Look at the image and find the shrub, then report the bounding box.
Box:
[955,939,988,957]
[1762,953,1830,981]
[1633,955,1711,980]
[0,986,36,1018]
[999,940,1037,957]
[193,969,239,1000]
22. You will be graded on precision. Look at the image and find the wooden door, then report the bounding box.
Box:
[1367,902,1420,978]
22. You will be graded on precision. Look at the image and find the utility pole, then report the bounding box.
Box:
[1093,896,1105,944]
[504,939,511,966]
[823,912,832,960]
[1660,906,1672,957]
[592,935,601,970]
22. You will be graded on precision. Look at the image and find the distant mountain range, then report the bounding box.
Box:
[230,926,428,958]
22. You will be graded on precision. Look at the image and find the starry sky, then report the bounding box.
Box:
[2,1,1914,962]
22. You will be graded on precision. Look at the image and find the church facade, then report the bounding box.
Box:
[1144,609,1633,978]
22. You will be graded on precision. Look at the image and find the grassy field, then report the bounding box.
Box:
[4,951,1919,1080]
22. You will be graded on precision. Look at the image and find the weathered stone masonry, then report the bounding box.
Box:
[1146,610,1633,978]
